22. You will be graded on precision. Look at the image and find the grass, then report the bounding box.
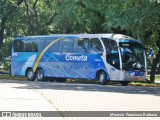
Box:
[129,81,160,87]
[129,75,160,87]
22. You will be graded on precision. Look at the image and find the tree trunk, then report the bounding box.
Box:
[0,31,4,46]
[150,31,160,83]
[0,19,6,46]
[150,48,160,83]
[24,0,35,35]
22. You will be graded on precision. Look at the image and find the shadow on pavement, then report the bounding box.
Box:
[0,79,160,96]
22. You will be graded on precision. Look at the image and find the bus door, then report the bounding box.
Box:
[106,40,121,80]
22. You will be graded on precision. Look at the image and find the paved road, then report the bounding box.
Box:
[0,79,160,120]
[0,79,62,120]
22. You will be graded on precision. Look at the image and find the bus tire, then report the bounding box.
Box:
[98,71,107,85]
[120,81,129,86]
[26,69,36,81]
[36,69,46,81]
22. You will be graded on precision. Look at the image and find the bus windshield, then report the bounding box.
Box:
[119,42,145,71]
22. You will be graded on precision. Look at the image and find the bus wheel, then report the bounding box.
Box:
[36,69,46,81]
[98,71,107,85]
[120,81,129,86]
[26,69,36,81]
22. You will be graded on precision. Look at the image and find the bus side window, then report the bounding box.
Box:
[13,40,24,52]
[107,40,120,70]
[32,39,45,52]
[102,38,117,52]
[60,38,74,52]
[32,42,38,52]
[73,38,89,53]
[89,38,103,54]
[111,40,117,48]
[45,38,60,52]
[24,40,33,52]
[102,38,111,53]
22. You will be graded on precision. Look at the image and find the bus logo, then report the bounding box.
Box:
[65,54,88,61]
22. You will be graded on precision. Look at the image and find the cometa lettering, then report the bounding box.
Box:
[65,54,88,61]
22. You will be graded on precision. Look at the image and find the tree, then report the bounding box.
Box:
[0,38,12,69]
[0,0,24,46]
[20,0,58,35]
[51,0,108,33]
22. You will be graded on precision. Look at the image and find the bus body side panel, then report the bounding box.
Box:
[38,53,110,80]
[63,54,106,80]
[65,54,96,80]
[39,53,65,78]
[11,52,38,76]
[11,51,111,81]
[39,53,94,79]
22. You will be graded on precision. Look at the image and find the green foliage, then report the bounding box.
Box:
[0,0,24,45]
[0,38,12,59]
[130,81,160,87]
[104,0,160,36]
[0,38,12,70]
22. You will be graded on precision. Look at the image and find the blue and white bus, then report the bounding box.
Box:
[11,34,147,85]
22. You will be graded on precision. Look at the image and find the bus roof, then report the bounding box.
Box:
[14,33,139,43]
[95,34,135,40]
[14,34,98,40]
[95,34,141,43]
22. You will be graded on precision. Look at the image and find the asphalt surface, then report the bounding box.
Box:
[0,79,160,120]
